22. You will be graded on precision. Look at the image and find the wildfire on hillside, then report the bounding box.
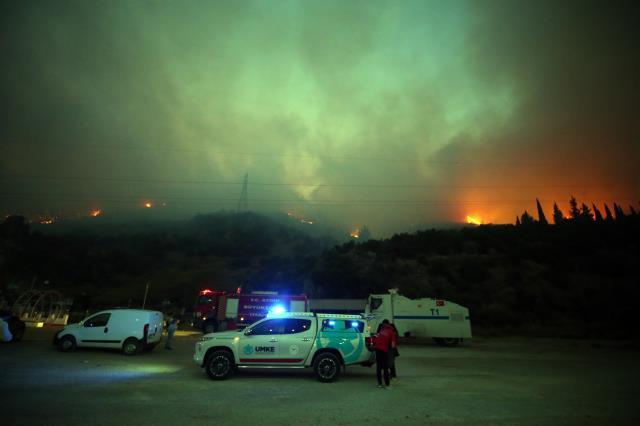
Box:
[287,211,314,225]
[466,215,482,225]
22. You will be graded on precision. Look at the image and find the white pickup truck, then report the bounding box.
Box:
[193,312,375,382]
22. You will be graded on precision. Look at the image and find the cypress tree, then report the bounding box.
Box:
[569,196,580,219]
[580,203,594,222]
[592,204,604,222]
[614,203,626,220]
[536,198,548,225]
[521,210,534,225]
[604,204,614,221]
[552,202,564,224]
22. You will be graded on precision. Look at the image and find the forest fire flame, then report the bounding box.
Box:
[90,209,102,217]
[287,211,314,225]
[466,215,482,225]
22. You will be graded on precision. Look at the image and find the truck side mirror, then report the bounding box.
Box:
[244,329,252,336]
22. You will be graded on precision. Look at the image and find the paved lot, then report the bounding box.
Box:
[1,327,638,425]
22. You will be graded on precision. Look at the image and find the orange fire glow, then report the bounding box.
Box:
[287,211,314,225]
[90,209,102,217]
[350,229,360,239]
[144,202,153,208]
[466,215,482,225]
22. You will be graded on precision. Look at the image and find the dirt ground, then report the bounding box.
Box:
[0,327,638,425]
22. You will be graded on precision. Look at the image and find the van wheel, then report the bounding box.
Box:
[60,335,77,352]
[314,352,341,382]
[434,337,460,347]
[206,350,234,380]
[122,338,141,355]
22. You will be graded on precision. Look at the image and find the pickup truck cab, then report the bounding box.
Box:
[194,312,374,382]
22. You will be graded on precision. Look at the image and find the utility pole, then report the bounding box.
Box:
[142,282,149,309]
[237,172,248,212]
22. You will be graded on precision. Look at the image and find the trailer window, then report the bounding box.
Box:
[370,298,383,310]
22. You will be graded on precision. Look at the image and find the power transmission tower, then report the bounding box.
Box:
[237,172,248,212]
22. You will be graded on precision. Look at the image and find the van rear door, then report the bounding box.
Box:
[146,311,163,344]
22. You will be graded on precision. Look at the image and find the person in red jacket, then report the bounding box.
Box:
[374,319,397,388]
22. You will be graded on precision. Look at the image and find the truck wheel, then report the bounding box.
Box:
[206,350,234,380]
[60,335,77,352]
[122,338,141,355]
[313,352,341,383]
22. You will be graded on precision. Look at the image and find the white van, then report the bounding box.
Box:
[53,309,163,355]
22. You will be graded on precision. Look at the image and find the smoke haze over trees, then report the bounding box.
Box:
[1,209,638,339]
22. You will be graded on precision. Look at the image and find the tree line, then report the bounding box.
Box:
[517,197,639,226]
[1,208,638,338]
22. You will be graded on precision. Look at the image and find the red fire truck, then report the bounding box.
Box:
[193,288,308,333]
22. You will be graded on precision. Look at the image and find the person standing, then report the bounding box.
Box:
[165,316,178,350]
[374,319,397,388]
[378,319,399,380]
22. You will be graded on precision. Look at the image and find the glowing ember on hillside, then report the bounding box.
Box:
[90,209,102,217]
[466,215,482,225]
[144,202,153,208]
[287,211,314,224]
[350,229,360,239]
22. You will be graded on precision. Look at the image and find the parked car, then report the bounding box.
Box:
[0,311,26,342]
[194,312,375,382]
[53,309,163,355]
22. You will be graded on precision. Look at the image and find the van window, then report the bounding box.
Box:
[84,313,111,327]
[370,298,383,311]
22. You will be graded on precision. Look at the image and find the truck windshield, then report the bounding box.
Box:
[369,297,383,311]
[197,296,213,304]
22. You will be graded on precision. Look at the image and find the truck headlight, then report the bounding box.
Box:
[200,336,214,342]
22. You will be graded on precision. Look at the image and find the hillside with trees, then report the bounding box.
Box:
[1,199,638,338]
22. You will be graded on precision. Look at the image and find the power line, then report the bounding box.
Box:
[0,173,636,190]
[1,192,636,207]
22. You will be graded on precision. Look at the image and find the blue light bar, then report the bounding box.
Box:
[270,305,286,315]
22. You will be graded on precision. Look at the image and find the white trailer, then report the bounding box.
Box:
[365,289,471,346]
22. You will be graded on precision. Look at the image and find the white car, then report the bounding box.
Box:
[53,309,163,355]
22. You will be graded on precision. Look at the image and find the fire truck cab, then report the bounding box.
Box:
[194,288,308,333]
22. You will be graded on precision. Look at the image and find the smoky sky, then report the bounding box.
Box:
[1,0,638,236]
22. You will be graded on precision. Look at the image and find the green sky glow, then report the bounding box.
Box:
[1,0,637,235]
